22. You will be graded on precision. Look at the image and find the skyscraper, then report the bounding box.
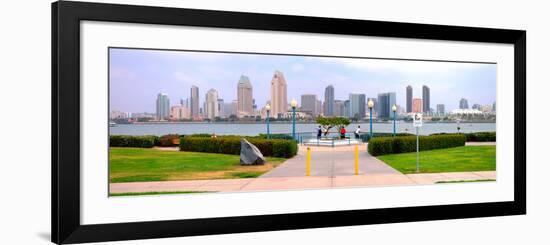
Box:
[156,93,170,120]
[324,85,335,116]
[333,100,344,116]
[349,93,366,119]
[406,85,413,113]
[217,99,224,118]
[459,98,469,109]
[190,86,199,120]
[343,100,350,118]
[204,89,219,119]
[377,92,396,118]
[412,98,422,113]
[270,71,288,117]
[301,94,317,116]
[422,85,430,113]
[237,75,254,117]
[436,104,445,115]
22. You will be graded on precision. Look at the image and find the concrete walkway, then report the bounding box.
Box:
[110,144,496,194]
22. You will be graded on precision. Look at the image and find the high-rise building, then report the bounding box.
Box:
[343,100,350,118]
[422,85,430,113]
[349,93,366,119]
[334,100,344,116]
[237,75,254,117]
[190,86,199,120]
[315,100,323,116]
[367,97,378,115]
[301,94,317,116]
[217,99,224,118]
[156,93,170,120]
[459,98,469,109]
[270,71,288,117]
[170,105,189,120]
[472,104,481,110]
[412,98,422,113]
[406,85,413,113]
[204,89,219,119]
[436,104,445,115]
[324,85,335,116]
[492,102,496,112]
[377,92,396,118]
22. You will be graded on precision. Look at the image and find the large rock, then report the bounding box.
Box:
[240,138,266,165]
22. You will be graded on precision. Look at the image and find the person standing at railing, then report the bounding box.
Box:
[317,125,322,140]
[340,126,346,139]
[354,125,361,139]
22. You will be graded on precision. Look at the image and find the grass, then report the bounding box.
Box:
[110,191,211,197]
[377,146,496,174]
[436,179,496,184]
[109,147,286,183]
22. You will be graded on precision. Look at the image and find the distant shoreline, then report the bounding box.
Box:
[127,121,496,125]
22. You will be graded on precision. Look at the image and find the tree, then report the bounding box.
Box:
[316,116,351,137]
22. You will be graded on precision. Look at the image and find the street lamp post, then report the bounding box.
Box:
[290,99,298,140]
[367,99,374,139]
[265,104,271,139]
[392,104,397,137]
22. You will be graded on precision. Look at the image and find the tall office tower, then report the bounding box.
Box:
[459,98,469,109]
[377,92,397,118]
[324,85,335,116]
[492,102,496,112]
[406,85,413,113]
[343,100,350,118]
[349,93,366,119]
[301,94,317,116]
[333,100,344,116]
[217,99,224,118]
[156,93,170,120]
[204,89,219,119]
[412,98,423,113]
[315,100,323,116]
[270,71,288,117]
[436,104,445,115]
[367,97,378,115]
[422,85,430,113]
[190,85,199,120]
[237,75,254,117]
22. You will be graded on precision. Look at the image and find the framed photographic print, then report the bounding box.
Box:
[52,1,526,244]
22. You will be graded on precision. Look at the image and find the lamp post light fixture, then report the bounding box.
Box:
[265,104,271,139]
[367,99,374,139]
[392,104,397,137]
[290,99,298,140]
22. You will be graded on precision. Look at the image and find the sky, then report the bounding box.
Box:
[109,48,496,113]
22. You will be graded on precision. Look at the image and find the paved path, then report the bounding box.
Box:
[110,144,496,194]
[261,144,402,178]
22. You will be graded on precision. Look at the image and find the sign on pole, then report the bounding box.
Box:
[413,113,422,172]
[413,113,423,127]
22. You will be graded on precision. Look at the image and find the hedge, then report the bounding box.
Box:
[179,136,298,158]
[360,132,413,142]
[109,135,159,148]
[257,133,294,140]
[464,132,496,142]
[158,134,180,146]
[368,134,466,156]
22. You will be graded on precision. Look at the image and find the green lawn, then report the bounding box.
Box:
[109,147,286,183]
[377,146,496,174]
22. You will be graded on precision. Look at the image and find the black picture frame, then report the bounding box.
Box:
[52,1,526,244]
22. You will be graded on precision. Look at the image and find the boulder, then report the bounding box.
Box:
[240,138,266,165]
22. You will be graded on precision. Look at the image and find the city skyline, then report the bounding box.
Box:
[109,48,497,114]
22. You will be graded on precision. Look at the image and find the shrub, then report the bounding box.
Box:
[109,135,159,148]
[179,136,298,158]
[464,132,496,142]
[158,134,180,146]
[362,132,413,142]
[257,134,294,140]
[368,134,466,156]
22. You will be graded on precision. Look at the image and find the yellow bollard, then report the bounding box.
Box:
[354,145,359,175]
[306,147,311,176]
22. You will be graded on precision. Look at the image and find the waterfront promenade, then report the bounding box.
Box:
[110,144,495,194]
